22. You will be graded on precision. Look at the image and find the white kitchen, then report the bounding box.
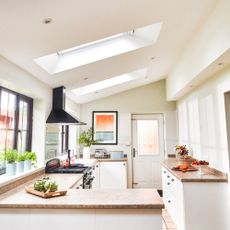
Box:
[0,0,230,230]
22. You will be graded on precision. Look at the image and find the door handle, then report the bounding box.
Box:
[133,148,136,158]
[132,182,139,185]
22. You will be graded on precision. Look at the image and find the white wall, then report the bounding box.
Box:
[0,55,82,164]
[66,98,81,155]
[0,55,52,165]
[80,80,177,187]
[177,65,230,173]
[167,0,230,100]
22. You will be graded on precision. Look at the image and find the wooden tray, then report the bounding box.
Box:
[25,186,67,199]
[172,166,198,172]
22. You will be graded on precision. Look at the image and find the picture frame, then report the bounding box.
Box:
[92,111,118,145]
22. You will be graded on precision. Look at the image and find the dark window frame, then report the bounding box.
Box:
[0,86,33,151]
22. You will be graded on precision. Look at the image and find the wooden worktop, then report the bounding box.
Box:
[163,158,228,182]
[96,158,128,162]
[0,188,163,209]
[0,173,164,209]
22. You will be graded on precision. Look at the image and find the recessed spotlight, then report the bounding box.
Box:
[94,91,99,94]
[83,77,88,80]
[150,57,155,60]
[43,18,52,24]
[218,62,224,66]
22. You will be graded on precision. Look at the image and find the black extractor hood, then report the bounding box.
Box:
[46,86,86,125]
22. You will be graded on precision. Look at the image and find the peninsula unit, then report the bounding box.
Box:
[0,173,164,230]
[162,159,229,230]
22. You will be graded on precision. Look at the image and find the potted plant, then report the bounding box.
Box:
[16,153,25,173]
[78,128,97,159]
[175,145,194,164]
[5,149,18,176]
[0,151,6,175]
[24,151,37,171]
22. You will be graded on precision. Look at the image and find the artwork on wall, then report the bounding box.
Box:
[92,111,118,145]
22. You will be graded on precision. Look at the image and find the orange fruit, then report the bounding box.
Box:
[179,163,189,171]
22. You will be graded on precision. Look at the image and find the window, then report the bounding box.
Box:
[137,120,159,155]
[0,87,33,153]
[45,124,71,160]
[34,22,162,74]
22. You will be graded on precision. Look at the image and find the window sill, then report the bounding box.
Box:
[0,166,45,188]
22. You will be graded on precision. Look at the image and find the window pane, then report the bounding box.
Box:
[0,130,14,151]
[0,90,16,130]
[18,101,28,130]
[0,90,16,151]
[137,120,159,155]
[17,130,28,153]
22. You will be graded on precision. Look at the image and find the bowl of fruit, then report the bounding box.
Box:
[191,160,209,175]
[176,155,196,165]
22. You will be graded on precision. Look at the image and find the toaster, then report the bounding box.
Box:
[94,149,109,159]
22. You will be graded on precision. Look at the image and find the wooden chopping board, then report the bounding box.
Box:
[25,186,67,199]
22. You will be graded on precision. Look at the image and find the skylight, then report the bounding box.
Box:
[72,69,147,96]
[34,22,162,74]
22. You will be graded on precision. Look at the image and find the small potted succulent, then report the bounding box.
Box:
[16,153,25,173]
[5,149,18,176]
[24,151,37,171]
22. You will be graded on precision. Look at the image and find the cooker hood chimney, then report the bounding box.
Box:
[46,86,86,125]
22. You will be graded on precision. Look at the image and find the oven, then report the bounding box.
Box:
[82,167,94,189]
[45,158,94,189]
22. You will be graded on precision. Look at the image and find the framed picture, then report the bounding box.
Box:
[92,111,118,145]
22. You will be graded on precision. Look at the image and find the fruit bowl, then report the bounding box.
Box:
[176,155,195,165]
[191,160,209,175]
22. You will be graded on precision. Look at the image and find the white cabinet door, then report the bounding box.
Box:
[100,162,127,189]
[162,167,185,230]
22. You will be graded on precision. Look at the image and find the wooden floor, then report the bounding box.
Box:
[162,209,177,230]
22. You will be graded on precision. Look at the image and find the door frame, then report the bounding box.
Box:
[131,113,166,188]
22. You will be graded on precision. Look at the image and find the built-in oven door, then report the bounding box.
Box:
[83,171,94,189]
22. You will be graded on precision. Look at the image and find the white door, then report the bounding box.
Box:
[132,114,165,189]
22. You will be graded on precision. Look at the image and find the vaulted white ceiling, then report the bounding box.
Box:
[0,0,218,103]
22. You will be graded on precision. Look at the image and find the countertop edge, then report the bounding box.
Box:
[162,160,228,183]
[0,203,164,209]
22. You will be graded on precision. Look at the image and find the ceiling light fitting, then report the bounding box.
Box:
[43,18,52,24]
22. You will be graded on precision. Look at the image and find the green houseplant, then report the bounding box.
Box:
[16,153,25,173]
[24,151,37,171]
[5,149,18,176]
[0,151,6,175]
[78,128,97,158]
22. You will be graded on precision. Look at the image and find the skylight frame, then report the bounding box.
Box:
[34,22,162,74]
[71,69,147,96]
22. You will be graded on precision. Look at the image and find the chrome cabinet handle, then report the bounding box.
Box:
[167,182,170,185]
[168,200,171,203]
